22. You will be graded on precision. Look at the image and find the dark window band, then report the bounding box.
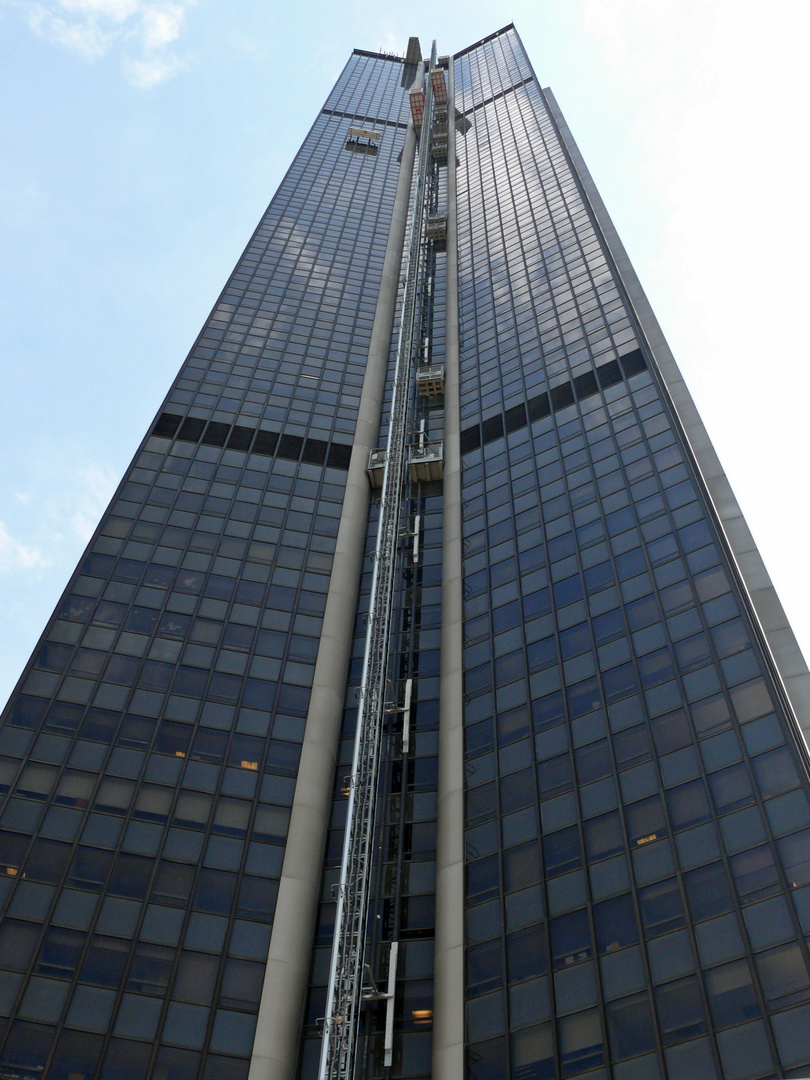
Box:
[150,414,353,471]
[322,107,408,131]
[460,348,647,454]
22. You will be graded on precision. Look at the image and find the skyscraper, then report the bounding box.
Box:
[1,21,809,1080]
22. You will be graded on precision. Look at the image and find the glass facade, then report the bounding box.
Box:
[454,25,810,1080]
[1,23,810,1080]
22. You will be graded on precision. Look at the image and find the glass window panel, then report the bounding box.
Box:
[510,1024,554,1080]
[503,842,542,892]
[543,826,581,877]
[684,862,734,921]
[575,739,611,784]
[467,940,503,996]
[152,1046,200,1080]
[664,1036,718,1079]
[108,854,153,899]
[624,795,667,846]
[755,941,810,1008]
[537,754,573,797]
[705,959,760,1027]
[752,746,801,798]
[173,792,213,830]
[650,710,692,755]
[716,1021,775,1080]
[49,1030,103,1080]
[100,1039,152,1080]
[0,921,41,972]
[583,810,624,862]
[605,992,655,1059]
[35,928,85,978]
[639,878,685,936]
[173,951,219,1005]
[777,828,810,887]
[212,799,251,837]
[55,770,96,808]
[133,785,173,823]
[194,869,237,915]
[594,894,637,953]
[729,845,780,903]
[219,958,264,1009]
[81,935,129,988]
[127,943,174,994]
[25,839,72,885]
[466,1036,507,1080]
[613,725,651,768]
[708,763,755,815]
[551,909,592,969]
[655,976,707,1044]
[666,780,711,831]
[151,861,195,907]
[506,924,548,983]
[558,1008,604,1076]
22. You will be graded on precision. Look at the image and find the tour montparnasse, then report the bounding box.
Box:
[1,24,809,1080]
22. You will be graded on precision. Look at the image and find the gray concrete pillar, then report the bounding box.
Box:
[432,54,466,1080]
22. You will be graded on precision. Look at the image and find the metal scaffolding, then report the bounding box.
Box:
[317,42,439,1080]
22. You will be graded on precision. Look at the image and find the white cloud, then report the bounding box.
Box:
[141,1,185,47]
[0,523,48,573]
[28,2,116,59]
[25,0,196,84]
[125,50,183,86]
[55,0,141,17]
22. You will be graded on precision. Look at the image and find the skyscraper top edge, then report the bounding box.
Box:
[352,24,518,68]
[453,23,516,60]
[351,47,405,63]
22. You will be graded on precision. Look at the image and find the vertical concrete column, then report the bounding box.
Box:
[433,56,466,1080]
[249,68,422,1080]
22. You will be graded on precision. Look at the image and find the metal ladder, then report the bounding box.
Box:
[317,42,439,1080]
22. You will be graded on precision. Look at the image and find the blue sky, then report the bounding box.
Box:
[1,0,808,706]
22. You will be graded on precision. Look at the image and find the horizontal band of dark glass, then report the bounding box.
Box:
[151,413,353,470]
[460,348,647,455]
[351,48,404,63]
[322,107,408,131]
[453,23,516,60]
[460,76,534,118]
[345,140,379,156]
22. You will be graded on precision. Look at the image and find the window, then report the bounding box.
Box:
[467,939,503,996]
[705,959,760,1027]
[605,993,655,1059]
[624,795,666,846]
[655,976,706,1043]
[594,894,637,953]
[639,878,685,936]
[543,826,580,877]
[551,909,591,969]
[507,924,548,983]
[730,845,780,904]
[583,812,624,862]
[667,780,711,831]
